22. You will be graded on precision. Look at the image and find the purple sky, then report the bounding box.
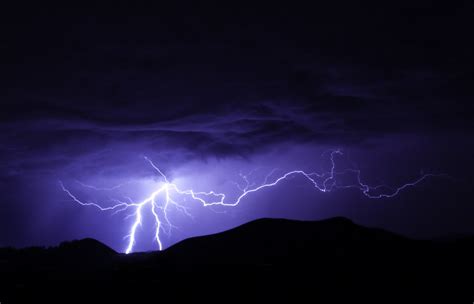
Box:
[1,2,474,252]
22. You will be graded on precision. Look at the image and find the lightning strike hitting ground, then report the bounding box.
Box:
[59,150,442,253]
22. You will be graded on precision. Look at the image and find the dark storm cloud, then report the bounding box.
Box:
[1,62,473,178]
[1,0,474,249]
[0,104,313,174]
[2,1,473,127]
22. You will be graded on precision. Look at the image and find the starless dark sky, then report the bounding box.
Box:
[1,1,474,251]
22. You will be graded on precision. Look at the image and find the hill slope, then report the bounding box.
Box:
[1,217,473,303]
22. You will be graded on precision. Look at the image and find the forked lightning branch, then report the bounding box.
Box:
[60,150,441,253]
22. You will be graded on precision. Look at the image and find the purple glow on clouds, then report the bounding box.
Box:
[59,146,446,253]
[0,105,473,252]
[2,4,474,254]
[55,144,348,252]
[52,142,447,252]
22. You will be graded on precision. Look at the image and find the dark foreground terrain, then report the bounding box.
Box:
[1,217,473,303]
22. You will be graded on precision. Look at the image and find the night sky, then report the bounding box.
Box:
[1,1,474,252]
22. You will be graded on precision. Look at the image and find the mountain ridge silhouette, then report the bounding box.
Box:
[1,217,473,303]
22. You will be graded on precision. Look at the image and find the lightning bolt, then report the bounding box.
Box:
[59,150,444,253]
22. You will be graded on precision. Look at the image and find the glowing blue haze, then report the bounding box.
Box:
[59,150,441,253]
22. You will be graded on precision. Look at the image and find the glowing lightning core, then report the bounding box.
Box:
[59,150,442,253]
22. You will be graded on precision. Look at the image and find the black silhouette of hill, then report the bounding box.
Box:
[1,218,473,303]
[160,217,407,265]
[56,238,116,256]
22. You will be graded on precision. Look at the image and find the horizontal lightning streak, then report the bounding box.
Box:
[60,150,443,253]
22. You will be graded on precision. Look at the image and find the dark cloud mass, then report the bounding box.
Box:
[0,1,474,251]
